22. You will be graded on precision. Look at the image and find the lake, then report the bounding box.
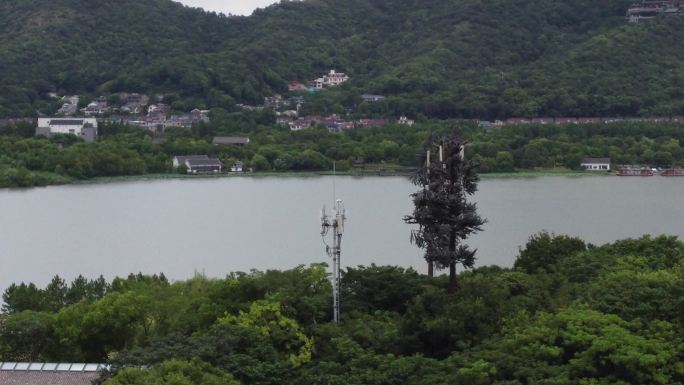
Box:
[1,175,683,291]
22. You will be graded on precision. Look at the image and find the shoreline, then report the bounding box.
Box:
[1,169,614,190]
[54,169,610,188]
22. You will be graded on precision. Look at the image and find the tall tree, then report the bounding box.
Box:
[405,131,485,292]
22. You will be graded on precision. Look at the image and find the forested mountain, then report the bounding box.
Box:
[3,0,684,118]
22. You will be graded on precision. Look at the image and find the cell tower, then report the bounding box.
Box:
[320,199,346,323]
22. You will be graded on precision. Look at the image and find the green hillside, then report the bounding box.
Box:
[5,0,684,118]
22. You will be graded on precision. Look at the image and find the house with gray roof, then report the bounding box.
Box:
[0,362,107,385]
[36,118,98,142]
[172,155,209,168]
[185,158,222,174]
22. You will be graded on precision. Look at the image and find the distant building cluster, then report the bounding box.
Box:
[56,93,150,117]
[477,116,684,130]
[277,114,390,132]
[51,92,210,133]
[37,92,211,141]
[109,106,210,133]
[237,94,303,117]
[626,0,683,22]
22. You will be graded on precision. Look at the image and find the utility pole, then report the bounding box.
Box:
[321,199,346,323]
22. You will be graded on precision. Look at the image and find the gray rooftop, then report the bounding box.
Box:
[0,363,107,385]
[186,158,222,167]
[49,119,85,126]
[174,155,209,162]
[581,157,611,164]
[213,136,250,145]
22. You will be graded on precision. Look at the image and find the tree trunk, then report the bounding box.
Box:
[448,229,457,293]
[427,260,434,278]
[448,262,457,293]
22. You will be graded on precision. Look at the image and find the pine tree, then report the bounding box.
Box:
[404,131,485,292]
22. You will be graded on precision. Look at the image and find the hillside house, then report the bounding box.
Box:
[147,104,169,120]
[57,102,78,116]
[627,0,682,22]
[81,99,110,116]
[120,93,149,114]
[288,82,307,91]
[36,118,98,142]
[264,95,284,110]
[312,70,349,89]
[581,158,611,171]
[190,109,210,120]
[398,116,415,126]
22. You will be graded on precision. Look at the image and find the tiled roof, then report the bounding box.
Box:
[0,363,106,385]
[174,155,209,163]
[0,371,101,385]
[49,119,85,125]
[581,158,611,164]
[186,158,222,167]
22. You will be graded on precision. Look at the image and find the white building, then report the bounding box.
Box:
[231,161,244,173]
[173,155,209,169]
[36,118,98,142]
[312,70,349,89]
[398,116,415,126]
[581,158,611,171]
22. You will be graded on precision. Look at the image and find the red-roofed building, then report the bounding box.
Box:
[288,82,307,91]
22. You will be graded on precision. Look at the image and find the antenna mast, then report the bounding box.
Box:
[321,198,346,323]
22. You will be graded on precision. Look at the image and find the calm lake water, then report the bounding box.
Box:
[1,175,683,291]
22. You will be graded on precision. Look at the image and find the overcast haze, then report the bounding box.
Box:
[178,0,278,15]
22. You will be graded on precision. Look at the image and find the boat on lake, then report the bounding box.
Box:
[661,168,684,176]
[617,167,654,176]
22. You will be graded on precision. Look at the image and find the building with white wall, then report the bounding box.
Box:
[312,70,349,89]
[581,158,611,171]
[36,118,98,142]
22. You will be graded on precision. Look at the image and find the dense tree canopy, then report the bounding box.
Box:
[1,234,683,384]
[6,0,684,118]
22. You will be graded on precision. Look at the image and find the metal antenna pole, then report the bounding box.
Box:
[321,199,346,323]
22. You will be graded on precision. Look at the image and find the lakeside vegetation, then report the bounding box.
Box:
[3,115,684,188]
[1,233,683,384]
